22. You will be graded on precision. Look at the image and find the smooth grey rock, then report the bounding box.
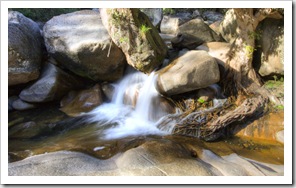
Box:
[8,11,43,86]
[156,50,220,96]
[43,10,126,82]
[19,62,84,103]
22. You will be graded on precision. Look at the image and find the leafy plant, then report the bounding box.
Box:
[245,45,256,58]
[139,24,151,34]
[162,8,176,15]
[197,98,206,104]
[119,37,129,43]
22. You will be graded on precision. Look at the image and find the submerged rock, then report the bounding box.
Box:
[19,62,84,103]
[100,8,167,74]
[43,10,126,82]
[60,84,104,117]
[8,11,43,86]
[156,50,220,96]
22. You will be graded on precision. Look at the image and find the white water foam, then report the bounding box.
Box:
[86,70,171,140]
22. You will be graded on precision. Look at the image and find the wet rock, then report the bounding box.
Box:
[234,112,284,142]
[156,50,220,96]
[101,83,115,101]
[140,8,163,28]
[9,96,19,111]
[9,121,44,139]
[12,98,37,111]
[19,62,84,103]
[160,13,193,35]
[159,33,175,49]
[100,8,167,73]
[60,84,104,117]
[43,10,126,82]
[8,11,43,86]
[255,18,284,77]
[177,18,223,43]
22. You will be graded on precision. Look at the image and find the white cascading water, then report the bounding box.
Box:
[86,69,171,140]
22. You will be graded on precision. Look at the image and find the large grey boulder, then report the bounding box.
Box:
[156,51,220,96]
[100,8,167,73]
[8,11,43,86]
[43,10,126,82]
[176,18,223,43]
[160,13,193,35]
[196,42,231,65]
[19,62,84,103]
[219,9,238,44]
[255,18,284,77]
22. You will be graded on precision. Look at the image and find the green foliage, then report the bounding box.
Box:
[245,45,256,58]
[139,24,151,34]
[248,30,262,40]
[111,10,123,25]
[275,105,284,110]
[9,8,82,22]
[264,79,283,89]
[197,98,206,104]
[119,37,129,43]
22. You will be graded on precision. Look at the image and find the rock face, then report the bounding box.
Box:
[8,11,44,86]
[156,51,220,96]
[219,9,238,44]
[160,13,193,35]
[100,8,167,73]
[255,18,284,77]
[43,10,126,82]
[8,139,284,176]
[140,8,163,28]
[60,84,104,117]
[171,33,204,50]
[177,18,223,43]
[196,42,231,66]
[19,62,84,103]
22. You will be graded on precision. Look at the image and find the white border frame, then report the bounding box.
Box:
[1,0,292,185]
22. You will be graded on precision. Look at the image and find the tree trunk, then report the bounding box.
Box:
[200,8,283,141]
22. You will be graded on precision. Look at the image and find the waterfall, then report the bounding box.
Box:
[86,69,171,140]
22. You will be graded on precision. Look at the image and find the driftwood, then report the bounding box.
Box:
[168,95,268,141]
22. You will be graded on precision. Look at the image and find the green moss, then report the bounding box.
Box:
[140,24,151,34]
[264,79,283,89]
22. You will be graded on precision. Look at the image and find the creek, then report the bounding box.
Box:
[8,68,284,176]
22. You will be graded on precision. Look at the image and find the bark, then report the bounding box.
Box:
[171,9,282,141]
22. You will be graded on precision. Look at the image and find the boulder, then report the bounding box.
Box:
[176,18,223,44]
[202,11,224,24]
[160,13,193,35]
[43,10,126,82]
[255,18,284,77]
[19,62,84,103]
[12,98,37,111]
[219,9,238,44]
[140,9,163,28]
[196,42,231,66]
[171,33,204,50]
[9,96,19,111]
[8,11,44,86]
[101,83,115,101]
[60,84,104,117]
[156,51,220,96]
[100,8,167,73]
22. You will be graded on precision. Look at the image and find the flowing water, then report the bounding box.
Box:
[8,68,284,175]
